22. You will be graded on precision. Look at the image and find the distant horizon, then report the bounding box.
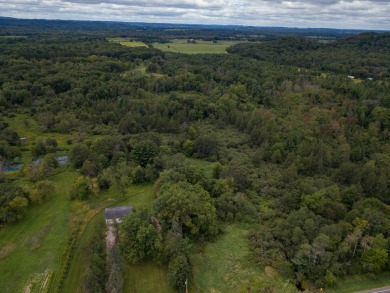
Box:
[1,15,389,33]
[0,0,389,31]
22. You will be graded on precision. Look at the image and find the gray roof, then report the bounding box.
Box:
[105,206,133,220]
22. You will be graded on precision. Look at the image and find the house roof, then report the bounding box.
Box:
[105,206,133,220]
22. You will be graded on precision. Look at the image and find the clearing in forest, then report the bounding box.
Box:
[108,38,148,48]
[191,224,297,293]
[152,39,242,54]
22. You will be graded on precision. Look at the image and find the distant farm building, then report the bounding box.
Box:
[20,138,27,144]
[347,75,355,79]
[56,155,69,165]
[105,206,133,225]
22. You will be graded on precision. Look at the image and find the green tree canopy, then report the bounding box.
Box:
[155,181,217,237]
[119,208,162,264]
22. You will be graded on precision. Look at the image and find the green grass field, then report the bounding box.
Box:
[191,224,297,293]
[191,225,257,292]
[185,157,218,179]
[325,273,390,293]
[124,262,175,293]
[108,38,148,48]
[0,171,77,293]
[3,114,107,154]
[4,114,72,150]
[152,40,241,54]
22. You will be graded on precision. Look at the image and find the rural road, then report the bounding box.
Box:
[356,286,390,293]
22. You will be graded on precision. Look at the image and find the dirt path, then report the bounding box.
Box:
[106,225,117,252]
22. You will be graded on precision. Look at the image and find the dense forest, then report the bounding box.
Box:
[0,17,376,42]
[0,20,389,292]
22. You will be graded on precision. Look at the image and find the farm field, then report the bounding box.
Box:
[108,38,148,47]
[0,170,77,293]
[152,40,243,54]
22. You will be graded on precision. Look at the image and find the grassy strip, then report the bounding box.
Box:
[325,273,390,293]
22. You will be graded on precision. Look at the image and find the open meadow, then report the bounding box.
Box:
[4,114,72,151]
[191,224,297,293]
[152,40,243,54]
[108,38,148,48]
[324,273,390,293]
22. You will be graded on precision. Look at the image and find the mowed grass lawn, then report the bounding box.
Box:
[124,262,175,293]
[153,40,241,54]
[0,171,77,293]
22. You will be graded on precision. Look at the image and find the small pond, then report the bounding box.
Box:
[0,164,22,173]
[0,155,69,173]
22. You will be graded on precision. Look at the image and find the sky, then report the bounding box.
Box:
[0,0,389,30]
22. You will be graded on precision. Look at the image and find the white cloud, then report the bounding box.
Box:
[0,0,389,30]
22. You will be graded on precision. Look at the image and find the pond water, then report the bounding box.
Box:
[0,164,22,173]
[0,155,69,173]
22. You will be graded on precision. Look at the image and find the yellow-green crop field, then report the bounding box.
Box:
[152,39,242,54]
[108,38,148,48]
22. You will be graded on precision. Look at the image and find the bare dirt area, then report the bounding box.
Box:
[0,244,16,259]
[23,269,51,293]
[106,225,117,252]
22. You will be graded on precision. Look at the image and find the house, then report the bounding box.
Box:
[20,138,27,144]
[104,206,133,225]
[347,76,355,79]
[56,155,69,165]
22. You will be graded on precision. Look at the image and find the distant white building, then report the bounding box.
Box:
[348,76,355,79]
[105,206,133,225]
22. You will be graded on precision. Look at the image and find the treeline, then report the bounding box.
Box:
[0,179,55,224]
[0,115,21,160]
[0,17,365,42]
[81,220,126,293]
[227,33,390,78]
